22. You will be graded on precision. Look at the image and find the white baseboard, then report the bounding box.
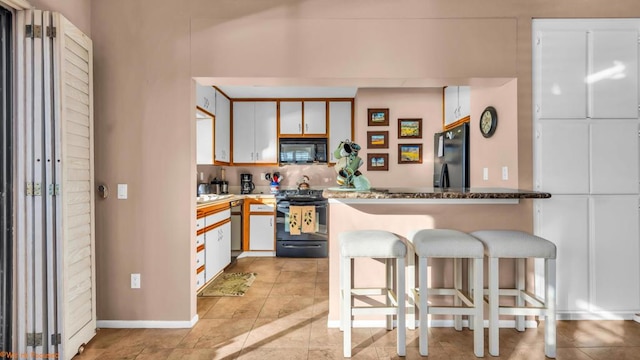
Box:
[97,314,198,329]
[237,251,276,258]
[327,319,537,329]
[556,312,638,321]
[633,314,640,323]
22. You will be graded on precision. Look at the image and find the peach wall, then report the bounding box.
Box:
[72,0,640,324]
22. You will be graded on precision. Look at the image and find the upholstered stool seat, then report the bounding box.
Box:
[340,230,406,358]
[408,229,484,357]
[471,230,557,358]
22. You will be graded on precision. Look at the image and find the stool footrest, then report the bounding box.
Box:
[415,288,476,308]
[429,306,481,316]
[352,306,400,316]
[499,306,549,316]
[483,289,546,308]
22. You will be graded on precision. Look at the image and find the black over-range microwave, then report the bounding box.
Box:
[279,138,328,164]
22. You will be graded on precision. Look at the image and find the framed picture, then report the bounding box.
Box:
[367,108,389,126]
[367,131,389,149]
[398,144,423,164]
[367,153,389,171]
[398,118,422,139]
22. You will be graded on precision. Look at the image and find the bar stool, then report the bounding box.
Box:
[407,229,484,357]
[339,230,406,358]
[470,230,557,358]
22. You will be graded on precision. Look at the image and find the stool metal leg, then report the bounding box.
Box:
[473,257,484,357]
[397,257,406,357]
[516,258,525,332]
[386,258,393,330]
[488,257,500,356]
[454,258,463,331]
[418,256,429,356]
[342,256,352,358]
[545,258,557,358]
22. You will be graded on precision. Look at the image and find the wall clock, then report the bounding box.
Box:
[479,106,498,138]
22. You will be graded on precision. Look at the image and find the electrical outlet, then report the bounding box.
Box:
[118,183,128,199]
[131,273,141,289]
[502,166,509,181]
[483,168,489,181]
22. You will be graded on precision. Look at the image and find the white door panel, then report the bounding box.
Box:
[303,101,327,135]
[538,122,590,193]
[329,101,352,162]
[232,102,255,163]
[589,30,639,119]
[590,121,639,194]
[254,101,277,163]
[539,31,588,119]
[280,101,302,135]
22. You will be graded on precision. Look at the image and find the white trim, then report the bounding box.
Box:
[328,198,519,205]
[556,312,639,321]
[0,0,31,10]
[97,315,199,329]
[327,319,538,329]
[237,251,275,258]
[634,314,640,323]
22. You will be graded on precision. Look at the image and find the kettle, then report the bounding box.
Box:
[197,183,210,196]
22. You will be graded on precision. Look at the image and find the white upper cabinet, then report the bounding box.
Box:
[279,100,327,136]
[303,101,327,135]
[214,89,231,163]
[279,101,303,135]
[329,101,353,162]
[538,31,587,119]
[232,102,257,163]
[196,83,216,114]
[254,101,278,163]
[443,86,470,129]
[590,121,639,194]
[233,101,277,164]
[196,109,214,165]
[590,30,639,119]
[537,28,639,119]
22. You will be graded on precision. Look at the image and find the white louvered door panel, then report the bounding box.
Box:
[53,13,96,360]
[16,10,95,360]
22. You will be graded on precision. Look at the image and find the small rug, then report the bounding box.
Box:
[200,272,257,297]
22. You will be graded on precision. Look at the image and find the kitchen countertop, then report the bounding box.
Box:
[322,187,551,204]
[196,193,275,208]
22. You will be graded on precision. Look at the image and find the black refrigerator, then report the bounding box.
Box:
[433,122,470,188]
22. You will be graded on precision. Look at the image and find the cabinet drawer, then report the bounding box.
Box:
[196,249,205,268]
[205,209,231,226]
[196,233,205,247]
[250,204,274,212]
[196,217,205,231]
[196,270,205,290]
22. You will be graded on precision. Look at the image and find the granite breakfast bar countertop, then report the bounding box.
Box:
[322,187,551,204]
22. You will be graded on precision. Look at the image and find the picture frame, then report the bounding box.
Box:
[398,144,423,164]
[367,108,389,126]
[398,118,422,139]
[367,131,389,149]
[367,153,389,171]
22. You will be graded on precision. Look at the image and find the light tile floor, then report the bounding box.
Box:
[74,257,640,359]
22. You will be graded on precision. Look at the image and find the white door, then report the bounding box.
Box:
[214,90,230,163]
[537,30,588,119]
[443,86,459,126]
[195,83,216,114]
[232,102,255,163]
[591,195,640,311]
[254,101,277,163]
[589,30,638,119]
[217,222,231,271]
[17,10,96,360]
[249,214,274,251]
[279,101,302,135]
[328,101,352,162]
[535,196,590,312]
[457,86,471,119]
[590,121,639,194]
[303,101,327,135]
[204,227,216,282]
[536,122,589,194]
[196,110,213,165]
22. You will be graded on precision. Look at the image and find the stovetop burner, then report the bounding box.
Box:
[275,189,326,201]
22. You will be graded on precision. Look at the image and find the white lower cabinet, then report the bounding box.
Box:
[249,214,274,251]
[206,221,231,282]
[535,195,640,316]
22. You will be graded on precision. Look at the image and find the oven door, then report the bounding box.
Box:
[276,200,328,257]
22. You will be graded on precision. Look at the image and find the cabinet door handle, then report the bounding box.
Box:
[270,218,273,227]
[299,123,302,132]
[305,123,308,132]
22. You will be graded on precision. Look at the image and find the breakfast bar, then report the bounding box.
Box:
[322,187,551,328]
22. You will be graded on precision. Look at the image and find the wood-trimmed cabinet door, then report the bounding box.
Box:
[249,214,275,251]
[328,101,353,162]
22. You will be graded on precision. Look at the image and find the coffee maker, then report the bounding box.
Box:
[240,173,255,194]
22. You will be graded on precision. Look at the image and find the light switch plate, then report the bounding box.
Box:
[502,166,509,181]
[131,273,140,288]
[483,168,489,181]
[117,183,128,199]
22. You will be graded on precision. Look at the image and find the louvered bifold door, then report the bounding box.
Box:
[16,10,95,360]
